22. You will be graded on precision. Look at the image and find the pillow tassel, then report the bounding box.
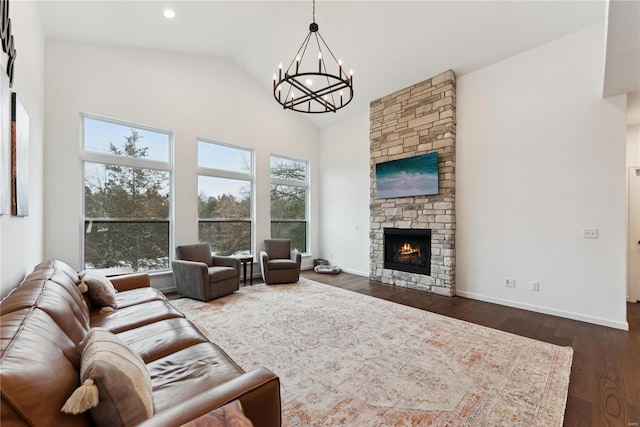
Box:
[78,282,89,293]
[61,379,99,414]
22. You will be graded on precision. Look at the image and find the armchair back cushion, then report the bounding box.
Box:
[176,243,213,266]
[264,239,291,260]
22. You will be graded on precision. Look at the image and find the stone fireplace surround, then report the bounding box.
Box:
[369,70,456,296]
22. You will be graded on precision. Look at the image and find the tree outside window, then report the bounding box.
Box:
[270,155,308,253]
[197,140,253,256]
[83,116,171,272]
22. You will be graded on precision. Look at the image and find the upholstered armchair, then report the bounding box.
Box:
[260,239,302,285]
[172,243,240,301]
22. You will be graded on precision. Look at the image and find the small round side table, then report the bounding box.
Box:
[235,255,254,285]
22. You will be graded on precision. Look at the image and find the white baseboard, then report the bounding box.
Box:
[340,268,369,277]
[456,290,629,331]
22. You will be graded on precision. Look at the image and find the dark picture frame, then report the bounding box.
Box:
[11,91,27,216]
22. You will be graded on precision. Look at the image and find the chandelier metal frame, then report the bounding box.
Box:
[273,0,353,113]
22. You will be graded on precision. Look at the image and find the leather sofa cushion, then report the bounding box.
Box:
[117,318,210,364]
[34,259,83,286]
[1,278,90,347]
[208,266,237,282]
[114,287,167,309]
[147,342,244,413]
[23,266,90,320]
[90,300,184,334]
[1,309,91,427]
[267,259,297,270]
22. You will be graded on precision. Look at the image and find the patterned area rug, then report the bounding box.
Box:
[171,279,572,426]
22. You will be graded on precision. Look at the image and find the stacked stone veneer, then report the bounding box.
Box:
[369,70,456,296]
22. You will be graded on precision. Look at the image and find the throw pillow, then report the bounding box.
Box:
[62,328,153,426]
[80,271,117,309]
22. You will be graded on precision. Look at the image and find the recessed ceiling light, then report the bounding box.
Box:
[163,9,176,19]
[305,79,313,86]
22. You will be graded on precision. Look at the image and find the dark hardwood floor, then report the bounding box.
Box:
[299,271,640,427]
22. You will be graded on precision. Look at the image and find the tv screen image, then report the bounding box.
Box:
[375,152,438,199]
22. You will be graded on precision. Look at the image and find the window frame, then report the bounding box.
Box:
[197,138,255,257]
[80,113,174,273]
[269,153,310,255]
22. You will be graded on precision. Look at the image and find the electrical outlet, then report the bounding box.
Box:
[582,228,598,239]
[505,278,516,288]
[531,281,540,291]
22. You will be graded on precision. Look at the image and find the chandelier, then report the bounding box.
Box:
[273,0,353,113]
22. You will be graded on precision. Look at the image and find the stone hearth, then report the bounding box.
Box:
[369,70,456,296]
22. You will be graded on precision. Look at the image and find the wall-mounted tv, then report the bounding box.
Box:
[375,152,438,199]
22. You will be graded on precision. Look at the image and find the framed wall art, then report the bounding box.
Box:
[11,92,28,216]
[375,152,439,199]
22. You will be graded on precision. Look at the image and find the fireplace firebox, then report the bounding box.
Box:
[383,228,431,275]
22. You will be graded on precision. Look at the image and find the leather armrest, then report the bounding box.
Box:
[137,367,281,427]
[110,273,150,292]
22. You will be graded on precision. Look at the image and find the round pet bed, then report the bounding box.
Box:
[314,265,341,275]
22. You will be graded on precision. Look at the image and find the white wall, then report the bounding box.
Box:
[456,23,628,330]
[629,125,640,167]
[44,41,320,291]
[627,92,640,301]
[627,91,640,167]
[321,23,629,330]
[319,112,370,276]
[0,2,45,299]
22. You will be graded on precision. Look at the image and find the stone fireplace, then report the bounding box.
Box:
[369,70,456,296]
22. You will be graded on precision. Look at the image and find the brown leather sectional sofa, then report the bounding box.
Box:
[0,259,281,427]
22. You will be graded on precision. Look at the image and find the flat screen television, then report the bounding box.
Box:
[375,152,438,199]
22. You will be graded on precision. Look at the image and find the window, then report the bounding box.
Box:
[82,115,172,272]
[198,140,253,256]
[270,155,308,253]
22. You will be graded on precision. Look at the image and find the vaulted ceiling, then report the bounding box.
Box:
[37,1,607,128]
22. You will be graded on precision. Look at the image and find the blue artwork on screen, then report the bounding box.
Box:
[375,152,438,199]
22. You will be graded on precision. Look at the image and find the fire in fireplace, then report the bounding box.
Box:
[383,228,431,275]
